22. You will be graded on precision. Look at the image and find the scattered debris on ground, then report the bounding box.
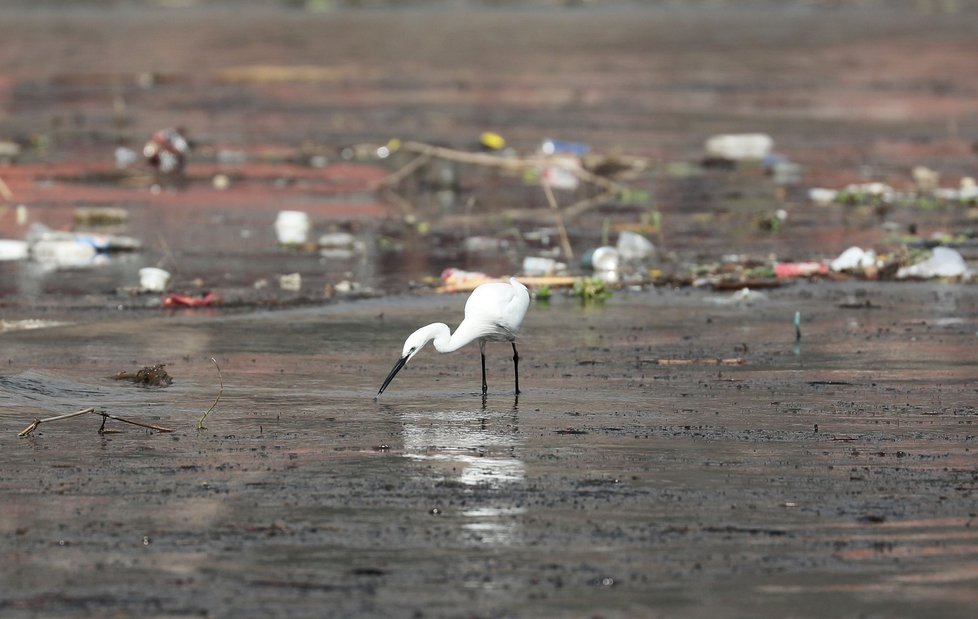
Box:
[110,364,173,387]
[162,292,221,308]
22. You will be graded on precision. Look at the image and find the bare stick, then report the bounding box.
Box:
[97,412,173,433]
[197,357,224,430]
[378,189,417,217]
[393,141,632,197]
[564,189,619,219]
[541,180,574,260]
[18,407,97,437]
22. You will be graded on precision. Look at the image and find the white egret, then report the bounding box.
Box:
[377,277,530,397]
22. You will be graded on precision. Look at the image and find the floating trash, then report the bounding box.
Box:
[143,127,191,174]
[278,272,302,291]
[616,231,655,262]
[274,211,310,245]
[705,133,773,161]
[138,267,171,292]
[0,239,28,261]
[897,246,969,279]
[522,256,561,276]
[830,247,877,272]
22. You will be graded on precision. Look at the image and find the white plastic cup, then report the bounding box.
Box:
[274,210,310,244]
[139,267,171,292]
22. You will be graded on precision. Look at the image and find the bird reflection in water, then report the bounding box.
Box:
[400,397,524,546]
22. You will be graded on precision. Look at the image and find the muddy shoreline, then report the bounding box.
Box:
[2,4,978,618]
[3,282,977,618]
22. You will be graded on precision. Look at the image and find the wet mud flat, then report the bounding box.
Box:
[1,281,976,618]
[1,3,977,617]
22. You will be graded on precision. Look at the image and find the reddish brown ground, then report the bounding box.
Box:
[1,5,977,273]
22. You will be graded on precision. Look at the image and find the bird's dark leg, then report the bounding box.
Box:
[480,340,488,395]
[512,342,521,395]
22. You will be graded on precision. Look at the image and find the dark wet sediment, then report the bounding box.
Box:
[2,282,976,617]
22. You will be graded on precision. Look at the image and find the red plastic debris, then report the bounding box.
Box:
[774,262,828,278]
[162,291,220,307]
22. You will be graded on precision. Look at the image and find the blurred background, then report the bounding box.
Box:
[0,0,976,313]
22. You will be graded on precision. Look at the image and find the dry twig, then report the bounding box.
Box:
[18,406,173,437]
[18,407,96,437]
[376,152,432,189]
[375,141,632,220]
[97,411,174,434]
[540,180,574,260]
[197,357,224,430]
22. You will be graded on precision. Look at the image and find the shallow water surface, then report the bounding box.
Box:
[2,283,977,617]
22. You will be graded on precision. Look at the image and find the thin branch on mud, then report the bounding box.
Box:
[18,407,97,437]
[17,406,173,437]
[197,357,224,430]
[97,411,174,434]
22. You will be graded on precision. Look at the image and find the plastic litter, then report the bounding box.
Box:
[616,231,655,262]
[0,140,22,163]
[808,188,838,206]
[25,223,141,268]
[710,287,769,305]
[830,247,876,272]
[774,262,828,278]
[581,246,620,272]
[139,267,171,292]
[704,133,773,161]
[114,146,139,169]
[961,177,978,201]
[278,272,302,291]
[74,207,129,226]
[542,157,580,190]
[0,239,29,261]
[319,232,364,258]
[275,211,310,244]
[441,268,492,289]
[463,236,509,253]
[163,292,219,308]
[541,139,589,157]
[771,159,802,185]
[143,127,190,174]
[897,246,969,279]
[480,132,506,151]
[912,166,940,192]
[30,239,97,267]
[522,256,564,276]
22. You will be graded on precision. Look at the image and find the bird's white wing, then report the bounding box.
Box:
[461,279,529,341]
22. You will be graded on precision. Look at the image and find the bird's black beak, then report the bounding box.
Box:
[377,355,408,397]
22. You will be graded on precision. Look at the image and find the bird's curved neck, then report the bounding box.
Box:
[424,322,470,353]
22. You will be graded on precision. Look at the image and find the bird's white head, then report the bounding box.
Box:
[377,323,449,397]
[401,323,445,363]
